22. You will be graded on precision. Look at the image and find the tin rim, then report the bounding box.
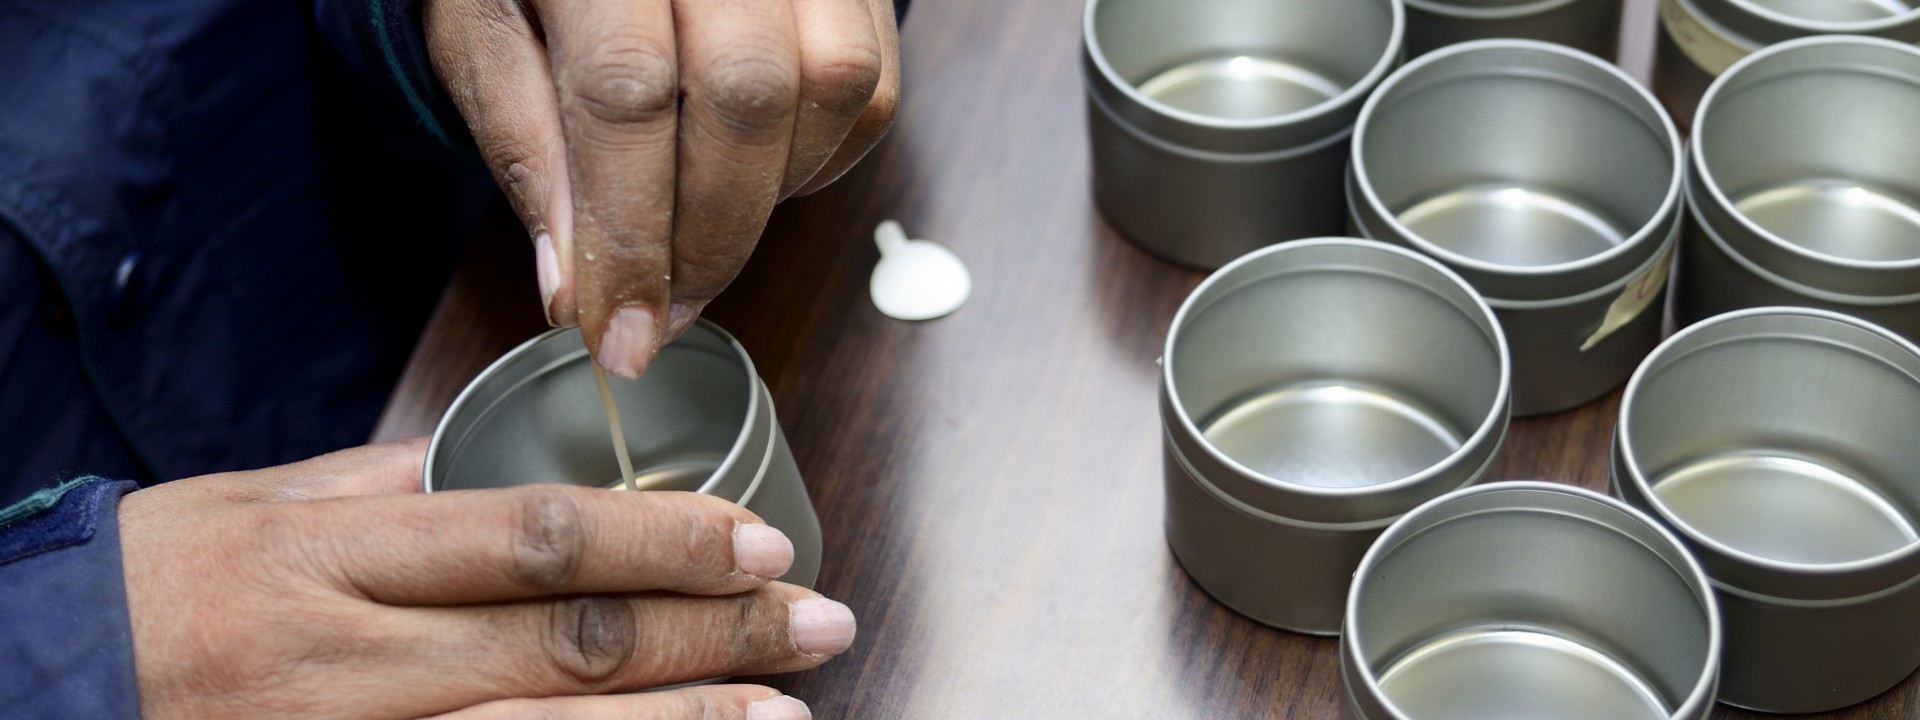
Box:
[1692,35,1920,275]
[1351,38,1684,281]
[1341,481,1723,720]
[1726,0,1920,34]
[1082,0,1406,132]
[422,320,764,496]
[1160,238,1512,502]
[1404,0,1584,20]
[1617,306,1920,576]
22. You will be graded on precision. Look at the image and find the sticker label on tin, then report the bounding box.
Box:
[1661,0,1754,78]
[1581,243,1675,352]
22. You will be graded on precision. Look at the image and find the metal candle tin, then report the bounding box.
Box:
[1083,0,1404,269]
[1161,238,1510,634]
[1614,307,1920,713]
[425,322,822,589]
[1651,0,1920,130]
[1350,39,1682,416]
[1403,0,1624,59]
[1342,482,1721,720]
[1675,36,1920,341]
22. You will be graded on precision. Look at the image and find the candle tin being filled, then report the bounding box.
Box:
[1161,238,1510,634]
[424,322,822,589]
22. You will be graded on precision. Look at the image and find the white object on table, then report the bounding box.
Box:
[869,219,970,321]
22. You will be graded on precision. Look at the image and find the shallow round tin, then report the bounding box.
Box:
[1403,0,1623,59]
[1161,238,1510,634]
[1675,36,1920,341]
[1083,0,1405,269]
[1350,39,1683,416]
[1614,307,1920,712]
[425,322,822,589]
[1652,0,1920,130]
[1343,482,1721,720]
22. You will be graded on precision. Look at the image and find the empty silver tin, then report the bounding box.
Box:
[1083,0,1404,269]
[1614,307,1920,713]
[1403,0,1624,59]
[1161,238,1510,634]
[425,322,822,589]
[1350,40,1682,416]
[1652,0,1920,130]
[1675,36,1920,341]
[1342,482,1721,720]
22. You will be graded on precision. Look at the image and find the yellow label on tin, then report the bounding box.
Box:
[1581,242,1676,352]
[1660,0,1756,77]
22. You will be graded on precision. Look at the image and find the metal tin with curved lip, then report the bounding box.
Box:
[1676,36,1920,341]
[1342,481,1721,720]
[1161,238,1510,634]
[1083,0,1405,269]
[1402,0,1623,59]
[1350,39,1683,416]
[424,321,823,590]
[1613,307,1920,712]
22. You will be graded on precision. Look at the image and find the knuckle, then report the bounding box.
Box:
[510,488,586,591]
[803,45,883,116]
[545,596,637,687]
[698,53,798,135]
[567,41,678,126]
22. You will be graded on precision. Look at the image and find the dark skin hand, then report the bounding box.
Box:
[121,439,854,719]
[424,0,903,378]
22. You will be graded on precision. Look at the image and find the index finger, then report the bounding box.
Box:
[542,0,679,379]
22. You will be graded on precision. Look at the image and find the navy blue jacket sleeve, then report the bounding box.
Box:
[0,479,143,719]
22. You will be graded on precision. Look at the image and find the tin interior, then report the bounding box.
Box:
[428,325,752,493]
[1169,242,1502,490]
[1091,0,1393,120]
[1740,0,1917,23]
[1359,44,1674,269]
[1352,486,1714,720]
[1697,40,1920,264]
[1623,312,1920,567]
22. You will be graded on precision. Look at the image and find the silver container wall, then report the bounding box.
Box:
[425,322,823,589]
[1350,40,1682,416]
[1083,0,1404,269]
[1403,0,1624,59]
[1676,36,1920,341]
[1651,0,1920,130]
[1613,308,1920,713]
[1341,482,1720,720]
[1161,239,1510,634]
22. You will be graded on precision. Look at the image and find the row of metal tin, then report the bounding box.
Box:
[1090,0,1920,716]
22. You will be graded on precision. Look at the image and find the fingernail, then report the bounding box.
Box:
[747,696,811,720]
[597,306,655,379]
[666,302,699,342]
[734,523,794,579]
[534,233,561,327]
[789,598,856,656]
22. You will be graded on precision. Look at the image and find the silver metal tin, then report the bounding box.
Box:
[1161,238,1510,634]
[1350,40,1682,416]
[1651,0,1920,130]
[1613,307,1920,713]
[1083,0,1405,269]
[1675,36,1920,342]
[1342,482,1721,720]
[425,322,822,589]
[1403,0,1624,59]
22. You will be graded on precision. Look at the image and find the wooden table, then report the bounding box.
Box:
[373,0,1919,716]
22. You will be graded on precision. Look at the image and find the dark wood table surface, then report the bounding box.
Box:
[372,0,1918,716]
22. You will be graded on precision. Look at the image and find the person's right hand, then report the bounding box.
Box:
[423,0,901,379]
[119,439,853,719]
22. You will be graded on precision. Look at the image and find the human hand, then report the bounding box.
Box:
[120,439,853,719]
[424,0,902,378]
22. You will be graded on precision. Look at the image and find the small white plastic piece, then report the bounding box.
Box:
[869,219,970,321]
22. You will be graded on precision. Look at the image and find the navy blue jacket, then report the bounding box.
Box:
[1,0,906,715]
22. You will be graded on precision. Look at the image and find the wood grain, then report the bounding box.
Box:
[373,0,1918,716]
